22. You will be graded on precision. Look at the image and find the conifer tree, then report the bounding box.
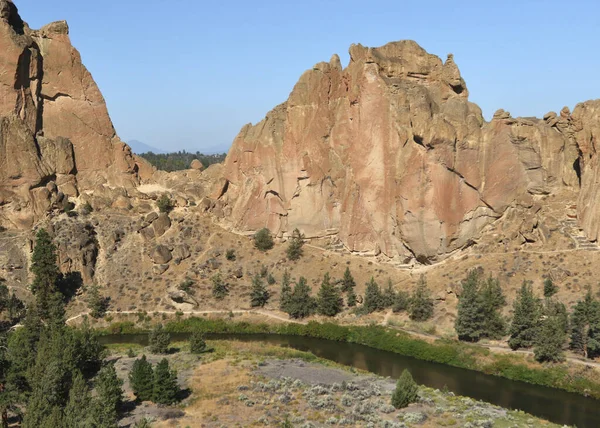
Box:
[254,228,274,251]
[570,289,600,358]
[508,281,541,350]
[341,267,356,293]
[286,228,304,261]
[346,287,357,307]
[543,278,558,298]
[317,273,343,317]
[211,273,229,300]
[409,275,434,322]
[63,371,93,428]
[152,359,179,405]
[250,274,270,307]
[363,277,383,313]
[393,291,410,313]
[279,270,292,312]
[286,277,316,319]
[382,279,397,309]
[30,229,63,321]
[480,276,506,339]
[129,355,154,402]
[455,270,486,342]
[148,324,170,354]
[91,363,123,427]
[391,369,418,409]
[87,284,108,319]
[189,332,208,354]
[534,312,567,363]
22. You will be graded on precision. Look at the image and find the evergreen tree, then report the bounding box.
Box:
[363,277,383,313]
[317,273,343,317]
[340,267,356,293]
[393,291,410,313]
[346,287,357,307]
[409,275,434,322]
[382,279,397,309]
[129,355,154,402]
[152,359,179,405]
[6,292,25,325]
[87,284,108,318]
[189,332,208,354]
[279,270,292,312]
[455,270,486,342]
[480,276,506,339]
[254,228,274,251]
[250,274,270,307]
[148,324,170,354]
[156,193,174,213]
[391,369,419,409]
[286,228,304,261]
[570,289,600,359]
[508,281,541,350]
[534,312,567,363]
[30,229,61,320]
[72,320,104,376]
[91,363,123,427]
[543,278,558,298]
[211,273,229,300]
[63,371,93,428]
[286,277,316,319]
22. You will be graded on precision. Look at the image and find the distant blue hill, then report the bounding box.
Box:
[127,140,166,154]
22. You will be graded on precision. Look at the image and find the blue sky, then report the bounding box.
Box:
[16,0,600,153]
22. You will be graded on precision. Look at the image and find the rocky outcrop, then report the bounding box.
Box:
[216,41,582,262]
[0,0,145,229]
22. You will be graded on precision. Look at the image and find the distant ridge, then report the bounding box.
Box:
[127,140,166,154]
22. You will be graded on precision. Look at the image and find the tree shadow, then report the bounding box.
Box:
[58,271,83,302]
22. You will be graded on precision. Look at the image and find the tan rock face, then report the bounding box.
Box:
[0,1,142,228]
[217,41,582,262]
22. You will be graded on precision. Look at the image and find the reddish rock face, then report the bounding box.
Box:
[218,41,584,262]
[0,0,143,228]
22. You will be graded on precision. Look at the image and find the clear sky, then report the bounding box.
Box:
[16,0,600,153]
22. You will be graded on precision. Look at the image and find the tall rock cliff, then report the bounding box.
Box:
[217,41,586,262]
[0,0,143,229]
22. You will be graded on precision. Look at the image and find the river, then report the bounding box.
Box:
[100,333,600,427]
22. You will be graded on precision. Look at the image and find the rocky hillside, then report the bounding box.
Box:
[214,40,600,263]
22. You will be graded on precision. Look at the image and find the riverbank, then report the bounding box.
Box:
[96,315,600,401]
[109,339,564,427]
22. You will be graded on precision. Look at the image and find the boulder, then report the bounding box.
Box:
[153,212,171,237]
[150,245,172,264]
[190,159,203,170]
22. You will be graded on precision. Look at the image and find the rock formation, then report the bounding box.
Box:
[0,0,147,229]
[215,40,589,262]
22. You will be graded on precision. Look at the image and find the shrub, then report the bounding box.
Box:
[189,332,209,354]
[156,193,174,213]
[393,291,410,313]
[211,273,229,300]
[254,228,274,251]
[543,278,558,298]
[87,284,109,318]
[81,202,93,215]
[178,278,195,295]
[250,275,270,307]
[226,249,236,261]
[286,228,304,261]
[148,324,170,354]
[391,369,418,409]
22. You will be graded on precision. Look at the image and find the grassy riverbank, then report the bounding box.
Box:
[101,317,600,400]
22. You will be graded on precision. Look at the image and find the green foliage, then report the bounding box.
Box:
[285,277,317,319]
[317,273,343,317]
[286,228,304,261]
[92,363,123,427]
[72,321,105,376]
[225,249,236,261]
[543,278,558,298]
[409,275,434,322]
[534,310,567,363]
[267,273,276,285]
[178,278,196,295]
[341,267,356,293]
[250,275,270,307]
[156,193,174,213]
[80,202,93,215]
[391,369,419,409]
[346,287,357,307]
[254,228,274,251]
[189,332,208,354]
[138,150,226,172]
[148,324,171,354]
[570,289,600,359]
[211,273,229,300]
[393,291,410,313]
[279,270,292,312]
[87,284,109,318]
[455,270,505,342]
[152,359,179,405]
[363,277,384,313]
[129,355,154,402]
[63,371,93,428]
[30,229,62,320]
[509,281,541,350]
[382,280,397,309]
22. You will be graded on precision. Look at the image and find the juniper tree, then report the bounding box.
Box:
[317,273,343,317]
[391,369,419,409]
[189,332,208,354]
[254,228,274,251]
[286,228,304,261]
[211,273,229,300]
[250,274,270,307]
[87,284,108,319]
[279,270,292,312]
[543,278,558,298]
[152,359,179,405]
[340,267,356,293]
[508,281,541,350]
[129,355,154,402]
[30,229,62,320]
[346,287,357,307]
[382,279,397,309]
[363,277,384,314]
[393,291,410,313]
[480,276,506,339]
[91,363,123,427]
[63,371,93,428]
[286,277,316,319]
[534,312,567,363]
[148,324,170,354]
[409,275,434,322]
[570,289,600,359]
[455,270,486,342]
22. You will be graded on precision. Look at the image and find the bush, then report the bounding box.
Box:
[226,249,236,261]
[393,291,410,313]
[250,275,270,307]
[391,369,418,409]
[254,228,274,251]
[156,193,174,213]
[178,278,195,295]
[148,324,170,354]
[211,273,229,300]
[189,332,209,354]
[87,284,109,318]
[81,202,93,215]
